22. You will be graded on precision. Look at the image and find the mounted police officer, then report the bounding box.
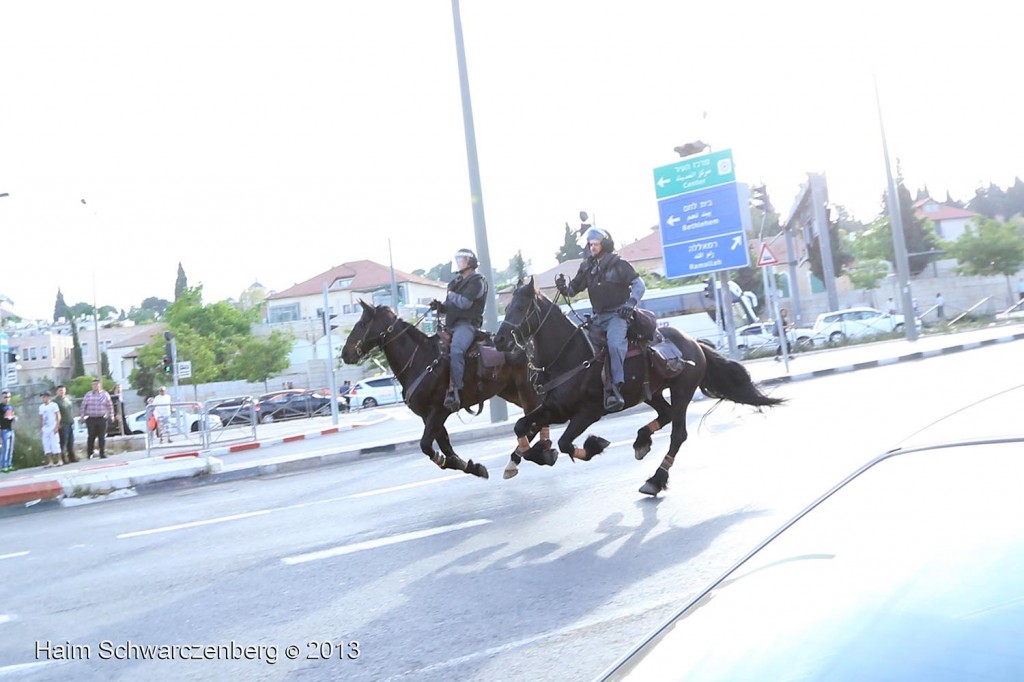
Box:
[430,248,489,411]
[555,227,645,412]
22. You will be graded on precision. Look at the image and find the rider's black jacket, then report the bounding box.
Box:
[566,253,639,313]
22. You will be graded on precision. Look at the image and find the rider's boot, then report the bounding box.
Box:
[444,387,461,412]
[604,382,625,413]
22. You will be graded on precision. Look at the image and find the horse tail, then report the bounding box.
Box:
[697,341,784,408]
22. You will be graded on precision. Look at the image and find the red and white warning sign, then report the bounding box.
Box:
[757,243,780,267]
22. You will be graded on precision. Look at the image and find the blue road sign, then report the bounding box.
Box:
[657,181,750,277]
[652,149,736,200]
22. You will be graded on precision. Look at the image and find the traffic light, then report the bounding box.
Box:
[750,184,774,214]
[6,352,18,363]
[318,308,339,335]
[162,356,173,374]
[578,210,591,236]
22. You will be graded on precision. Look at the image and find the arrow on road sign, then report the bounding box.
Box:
[731,235,743,250]
[657,177,671,188]
[667,215,681,227]
[757,243,781,266]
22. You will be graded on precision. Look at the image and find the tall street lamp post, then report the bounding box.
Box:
[451,0,506,422]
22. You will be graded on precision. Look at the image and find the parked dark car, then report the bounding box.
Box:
[598,384,1024,681]
[256,390,346,424]
[207,396,259,427]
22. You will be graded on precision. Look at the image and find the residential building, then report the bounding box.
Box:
[913,197,979,242]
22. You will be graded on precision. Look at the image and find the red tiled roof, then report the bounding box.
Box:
[913,199,978,222]
[267,260,443,300]
[617,231,662,261]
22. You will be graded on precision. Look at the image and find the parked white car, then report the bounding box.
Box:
[344,375,403,408]
[725,322,822,353]
[810,306,914,343]
[125,408,222,435]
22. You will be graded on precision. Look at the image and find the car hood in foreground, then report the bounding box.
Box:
[599,384,1024,681]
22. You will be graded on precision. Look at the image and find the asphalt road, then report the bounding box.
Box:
[1,342,1020,681]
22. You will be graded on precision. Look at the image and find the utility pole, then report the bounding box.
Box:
[875,75,918,341]
[451,0,506,422]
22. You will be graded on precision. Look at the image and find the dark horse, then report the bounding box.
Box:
[494,277,783,495]
[341,301,554,479]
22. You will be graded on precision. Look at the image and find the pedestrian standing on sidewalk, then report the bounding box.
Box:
[0,391,17,473]
[39,391,62,467]
[152,386,173,443]
[54,384,77,463]
[80,378,113,459]
[935,293,945,321]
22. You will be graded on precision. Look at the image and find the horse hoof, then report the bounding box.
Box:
[541,449,558,466]
[503,461,520,479]
[468,460,489,479]
[584,435,610,459]
[634,444,651,461]
[639,481,661,496]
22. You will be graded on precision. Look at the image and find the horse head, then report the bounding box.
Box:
[341,300,399,364]
[496,276,555,352]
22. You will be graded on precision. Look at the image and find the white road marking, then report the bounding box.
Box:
[0,661,54,676]
[117,510,272,539]
[0,551,29,560]
[347,473,465,498]
[282,518,492,565]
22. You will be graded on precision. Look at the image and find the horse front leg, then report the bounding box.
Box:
[634,390,672,461]
[557,408,607,463]
[504,409,557,479]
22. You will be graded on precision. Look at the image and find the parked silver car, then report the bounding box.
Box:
[344,375,403,408]
[810,306,912,343]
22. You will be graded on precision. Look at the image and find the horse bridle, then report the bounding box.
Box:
[501,293,591,379]
[499,294,554,351]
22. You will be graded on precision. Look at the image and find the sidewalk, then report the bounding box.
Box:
[3,322,1022,514]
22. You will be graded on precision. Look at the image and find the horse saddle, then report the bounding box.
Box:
[437,330,509,369]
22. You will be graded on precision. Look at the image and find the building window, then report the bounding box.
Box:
[29,347,37,361]
[268,303,301,324]
[332,278,354,290]
[41,346,49,360]
[343,304,352,314]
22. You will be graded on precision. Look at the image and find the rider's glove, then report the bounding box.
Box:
[555,273,570,296]
[429,299,445,313]
[617,298,637,320]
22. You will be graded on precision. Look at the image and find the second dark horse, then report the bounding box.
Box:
[494,277,784,495]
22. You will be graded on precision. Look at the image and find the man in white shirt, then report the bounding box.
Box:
[39,391,62,467]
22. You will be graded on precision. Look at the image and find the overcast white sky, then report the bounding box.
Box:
[1,1,1020,320]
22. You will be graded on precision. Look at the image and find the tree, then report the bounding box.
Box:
[174,262,188,300]
[947,218,1024,305]
[870,181,940,276]
[53,288,71,322]
[493,250,530,286]
[423,262,453,282]
[555,222,585,263]
[847,258,891,307]
[230,331,294,390]
[163,286,257,381]
[71,322,85,377]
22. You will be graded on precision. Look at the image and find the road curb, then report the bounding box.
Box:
[758,330,1024,386]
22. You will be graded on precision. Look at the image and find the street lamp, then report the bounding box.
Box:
[673,140,710,158]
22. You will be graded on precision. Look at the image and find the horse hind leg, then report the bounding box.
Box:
[436,425,489,479]
[640,381,695,496]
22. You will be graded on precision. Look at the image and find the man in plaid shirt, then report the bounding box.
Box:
[79,378,114,459]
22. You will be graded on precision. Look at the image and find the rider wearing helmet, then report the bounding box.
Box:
[555,227,645,412]
[430,248,489,411]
